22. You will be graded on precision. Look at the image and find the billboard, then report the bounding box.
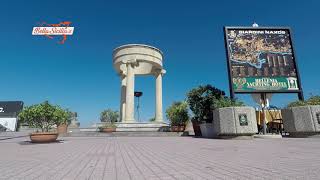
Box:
[0,101,23,131]
[0,118,18,131]
[224,27,303,96]
[0,101,24,117]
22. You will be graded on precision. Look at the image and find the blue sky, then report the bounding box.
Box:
[1,0,319,127]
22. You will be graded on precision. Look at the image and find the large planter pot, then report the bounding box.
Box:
[191,121,202,136]
[213,106,258,137]
[57,124,68,134]
[199,123,215,138]
[282,105,320,136]
[171,125,185,132]
[100,127,116,133]
[30,132,58,143]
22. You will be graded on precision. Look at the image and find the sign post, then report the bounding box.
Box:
[252,93,272,135]
[0,101,23,131]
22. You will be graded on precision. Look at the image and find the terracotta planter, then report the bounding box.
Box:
[100,127,116,133]
[192,121,202,136]
[171,125,185,132]
[30,132,58,143]
[57,124,68,134]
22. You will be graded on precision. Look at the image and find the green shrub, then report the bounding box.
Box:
[166,101,189,126]
[187,84,243,123]
[65,109,75,125]
[287,100,307,108]
[187,85,225,123]
[149,117,156,122]
[287,95,320,107]
[213,97,244,109]
[18,101,69,132]
[307,95,320,105]
[100,109,119,123]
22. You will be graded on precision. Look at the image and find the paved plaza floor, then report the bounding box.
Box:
[0,135,320,180]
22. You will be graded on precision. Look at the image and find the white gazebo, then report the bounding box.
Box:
[112,44,168,131]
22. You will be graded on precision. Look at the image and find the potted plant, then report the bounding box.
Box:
[282,95,320,137]
[99,109,119,132]
[56,109,73,134]
[18,101,69,143]
[187,85,226,137]
[166,101,189,132]
[99,123,117,133]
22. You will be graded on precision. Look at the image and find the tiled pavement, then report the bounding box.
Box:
[0,136,320,180]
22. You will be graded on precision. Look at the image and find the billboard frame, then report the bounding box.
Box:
[223,26,304,100]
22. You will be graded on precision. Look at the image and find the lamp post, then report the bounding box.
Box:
[134,91,143,122]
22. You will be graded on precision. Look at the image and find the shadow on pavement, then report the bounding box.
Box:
[18,140,65,145]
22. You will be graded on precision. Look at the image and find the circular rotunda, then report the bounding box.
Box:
[113,44,166,123]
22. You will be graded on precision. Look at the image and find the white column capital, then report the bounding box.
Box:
[120,59,139,76]
[119,73,126,79]
[154,69,166,77]
[119,64,127,76]
[125,59,139,66]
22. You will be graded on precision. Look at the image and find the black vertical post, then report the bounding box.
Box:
[137,96,140,122]
[298,92,304,101]
[223,27,235,100]
[288,28,304,101]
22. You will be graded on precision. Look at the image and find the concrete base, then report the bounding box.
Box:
[218,135,254,140]
[282,105,320,136]
[95,122,170,132]
[254,134,283,139]
[68,127,82,133]
[286,132,320,138]
[213,106,258,136]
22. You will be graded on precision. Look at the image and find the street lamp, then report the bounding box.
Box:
[134,91,143,122]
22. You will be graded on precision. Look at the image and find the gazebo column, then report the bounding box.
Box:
[155,70,164,123]
[120,75,126,122]
[125,62,135,122]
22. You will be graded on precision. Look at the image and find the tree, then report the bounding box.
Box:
[166,101,189,126]
[214,97,244,109]
[187,85,244,123]
[187,85,225,123]
[100,109,119,123]
[18,101,68,132]
[65,109,75,125]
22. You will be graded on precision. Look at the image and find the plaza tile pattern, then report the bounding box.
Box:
[0,136,320,180]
